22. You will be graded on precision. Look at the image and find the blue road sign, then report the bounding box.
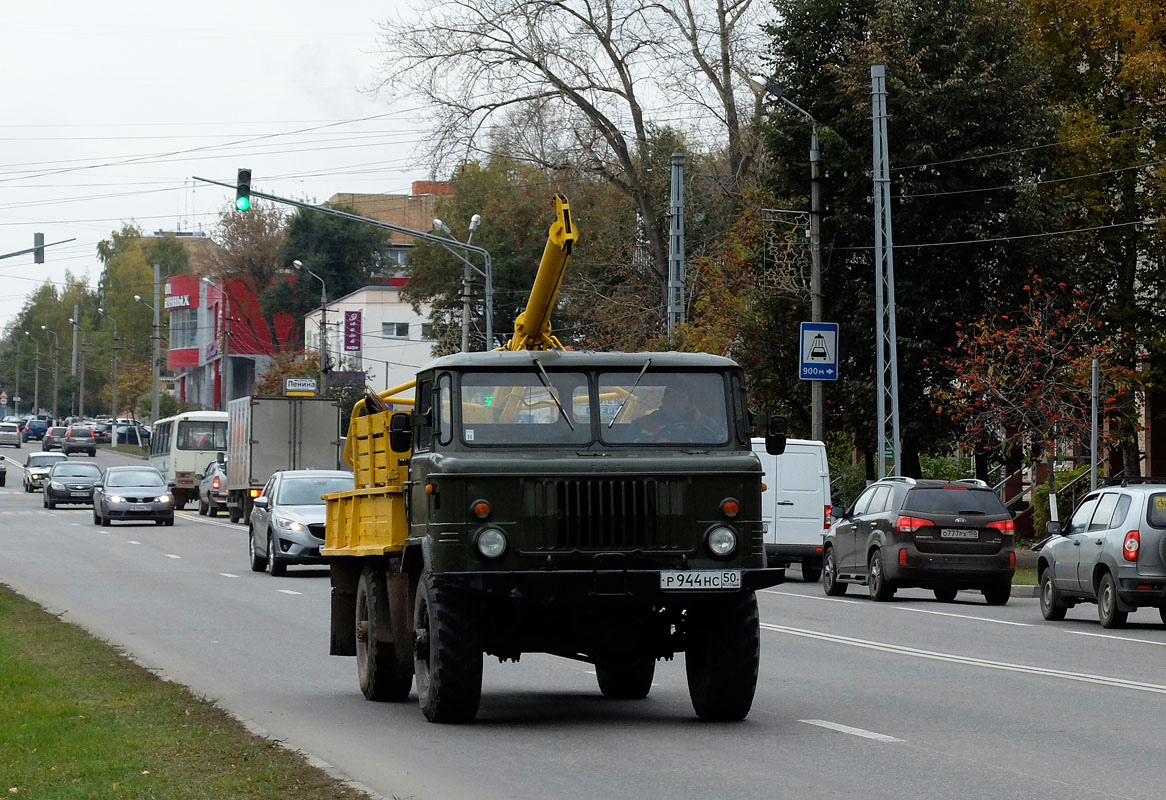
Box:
[799,322,839,381]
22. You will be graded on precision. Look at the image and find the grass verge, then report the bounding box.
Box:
[99,444,148,458]
[1014,567,1037,586]
[0,584,374,799]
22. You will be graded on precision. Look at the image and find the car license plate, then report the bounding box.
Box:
[70,491,88,497]
[660,570,742,590]
[129,503,150,511]
[940,529,979,540]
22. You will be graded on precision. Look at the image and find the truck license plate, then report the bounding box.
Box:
[940,529,979,539]
[660,570,742,590]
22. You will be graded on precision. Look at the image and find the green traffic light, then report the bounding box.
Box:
[235,196,251,211]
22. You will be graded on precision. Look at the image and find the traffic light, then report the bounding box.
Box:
[235,168,252,211]
[33,232,44,264]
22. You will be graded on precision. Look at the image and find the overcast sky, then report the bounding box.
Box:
[0,1,428,329]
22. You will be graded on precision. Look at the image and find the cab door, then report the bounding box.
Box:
[1077,492,1126,596]
[835,486,879,573]
[1055,494,1100,593]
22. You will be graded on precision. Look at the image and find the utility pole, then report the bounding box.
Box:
[98,307,119,442]
[872,65,901,478]
[667,152,686,341]
[153,263,161,423]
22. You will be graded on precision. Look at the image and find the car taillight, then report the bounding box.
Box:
[212,476,220,490]
[896,516,934,533]
[823,505,831,530]
[898,548,908,565]
[1123,530,1140,562]
[987,519,1015,535]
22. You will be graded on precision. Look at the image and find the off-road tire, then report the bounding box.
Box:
[800,559,821,583]
[1040,570,1067,621]
[982,584,1011,606]
[822,547,847,597]
[685,591,760,721]
[413,575,483,723]
[266,530,286,577]
[933,587,958,603]
[356,566,413,702]
[1097,572,1127,628]
[248,527,266,572]
[868,551,896,601]
[596,657,655,700]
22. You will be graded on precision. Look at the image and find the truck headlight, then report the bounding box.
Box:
[475,527,507,559]
[706,526,737,558]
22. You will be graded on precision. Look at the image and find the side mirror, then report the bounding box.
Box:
[216,451,226,465]
[828,505,844,520]
[168,480,177,488]
[1045,520,1062,536]
[388,411,413,453]
[253,496,270,510]
[195,473,204,481]
[764,415,788,456]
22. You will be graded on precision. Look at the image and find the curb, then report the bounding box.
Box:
[1012,584,1039,598]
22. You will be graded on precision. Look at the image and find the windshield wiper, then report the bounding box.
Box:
[531,356,575,431]
[607,357,652,428]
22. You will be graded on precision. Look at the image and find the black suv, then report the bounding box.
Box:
[822,477,1016,604]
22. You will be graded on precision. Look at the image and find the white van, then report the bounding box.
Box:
[751,438,831,581]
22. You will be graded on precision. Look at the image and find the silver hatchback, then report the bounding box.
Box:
[1036,478,1166,627]
[0,422,21,449]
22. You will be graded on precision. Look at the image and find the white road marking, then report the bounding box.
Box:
[800,719,903,742]
[127,540,141,545]
[219,573,239,578]
[70,523,80,527]
[165,554,181,559]
[277,589,303,596]
[763,590,1031,626]
[1064,629,1166,647]
[761,623,1166,694]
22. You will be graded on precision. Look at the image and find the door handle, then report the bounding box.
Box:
[1073,540,1080,546]
[1095,539,1103,545]
[777,501,794,506]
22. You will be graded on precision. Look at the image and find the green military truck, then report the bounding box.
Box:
[323,196,787,723]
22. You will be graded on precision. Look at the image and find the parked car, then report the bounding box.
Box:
[0,422,21,449]
[43,461,103,509]
[92,466,175,526]
[42,426,67,451]
[1036,478,1166,628]
[247,469,353,576]
[115,423,150,447]
[22,416,48,442]
[197,457,228,517]
[62,426,97,457]
[91,422,113,445]
[822,476,1016,604]
[23,452,68,492]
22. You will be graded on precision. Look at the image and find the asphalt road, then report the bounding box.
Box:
[2,449,1165,800]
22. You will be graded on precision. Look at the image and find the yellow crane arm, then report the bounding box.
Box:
[503,194,579,351]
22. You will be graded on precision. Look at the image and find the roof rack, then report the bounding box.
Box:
[954,478,989,488]
[882,476,916,485]
[1102,476,1166,488]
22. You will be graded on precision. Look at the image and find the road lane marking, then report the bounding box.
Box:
[277,589,302,595]
[1064,629,1166,647]
[799,719,903,742]
[127,540,141,545]
[761,623,1166,694]
[219,573,239,578]
[763,590,1031,626]
[165,554,181,559]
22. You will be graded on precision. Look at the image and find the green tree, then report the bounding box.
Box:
[210,202,287,349]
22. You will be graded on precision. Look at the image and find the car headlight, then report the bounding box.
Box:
[106,495,125,504]
[274,516,304,532]
[50,481,65,490]
[157,493,172,505]
[475,527,507,559]
[706,525,738,558]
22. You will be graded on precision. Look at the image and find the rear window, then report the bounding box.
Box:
[902,487,1007,516]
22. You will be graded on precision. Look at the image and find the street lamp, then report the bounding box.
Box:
[96,307,120,446]
[749,76,825,443]
[201,276,231,409]
[433,215,493,351]
[292,260,328,391]
[135,294,160,423]
[68,317,89,418]
[23,332,39,416]
[40,326,60,422]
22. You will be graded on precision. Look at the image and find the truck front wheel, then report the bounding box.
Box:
[413,575,482,723]
[684,591,760,721]
[596,657,655,700]
[356,566,413,702]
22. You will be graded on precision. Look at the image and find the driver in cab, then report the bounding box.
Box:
[632,383,715,441]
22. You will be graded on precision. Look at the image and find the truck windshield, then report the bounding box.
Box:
[598,371,729,445]
[460,371,592,446]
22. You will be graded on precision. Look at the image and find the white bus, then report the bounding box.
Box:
[148,411,229,508]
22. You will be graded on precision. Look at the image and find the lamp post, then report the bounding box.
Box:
[96,307,120,446]
[749,76,824,443]
[201,276,230,409]
[433,215,492,351]
[23,332,39,416]
[293,260,328,392]
[40,326,60,422]
[135,294,160,423]
[68,317,88,418]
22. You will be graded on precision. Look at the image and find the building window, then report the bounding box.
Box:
[383,322,410,339]
[421,323,433,340]
[169,308,198,350]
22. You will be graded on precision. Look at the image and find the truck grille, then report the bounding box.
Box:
[525,478,684,553]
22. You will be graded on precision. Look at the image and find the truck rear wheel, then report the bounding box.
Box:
[685,591,760,721]
[413,575,482,723]
[356,566,413,702]
[596,657,655,699]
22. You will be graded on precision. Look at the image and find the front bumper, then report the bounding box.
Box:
[272,528,328,565]
[26,473,50,490]
[102,501,174,521]
[46,486,95,504]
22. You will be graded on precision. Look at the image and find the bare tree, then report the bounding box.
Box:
[375,0,770,295]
